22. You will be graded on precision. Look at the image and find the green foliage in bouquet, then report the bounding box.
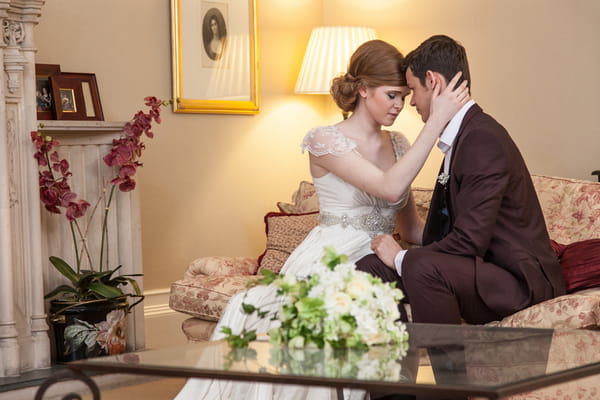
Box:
[223,246,408,350]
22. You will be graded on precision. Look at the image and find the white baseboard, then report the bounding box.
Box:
[143,288,175,318]
[143,288,189,348]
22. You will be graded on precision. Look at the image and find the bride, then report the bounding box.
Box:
[174,39,469,400]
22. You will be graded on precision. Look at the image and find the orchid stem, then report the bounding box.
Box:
[73,219,93,271]
[69,221,81,273]
[99,184,116,272]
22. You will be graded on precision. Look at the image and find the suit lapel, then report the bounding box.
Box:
[446,104,482,214]
[423,104,483,245]
[448,104,482,175]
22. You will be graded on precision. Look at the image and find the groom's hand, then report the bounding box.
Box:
[371,234,403,270]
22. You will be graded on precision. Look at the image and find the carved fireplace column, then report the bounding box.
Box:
[0,0,18,377]
[0,0,50,377]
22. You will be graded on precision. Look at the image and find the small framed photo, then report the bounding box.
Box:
[50,72,104,121]
[35,64,61,120]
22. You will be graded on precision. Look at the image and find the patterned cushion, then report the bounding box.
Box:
[169,275,262,320]
[531,174,600,243]
[257,211,319,274]
[277,181,319,214]
[485,287,600,329]
[184,256,258,279]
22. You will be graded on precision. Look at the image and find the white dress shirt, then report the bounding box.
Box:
[393,100,476,276]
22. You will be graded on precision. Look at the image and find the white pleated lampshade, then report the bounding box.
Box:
[294,26,378,94]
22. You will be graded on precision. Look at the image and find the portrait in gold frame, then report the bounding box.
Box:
[170,0,260,115]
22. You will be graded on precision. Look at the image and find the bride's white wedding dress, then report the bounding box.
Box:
[174,126,411,400]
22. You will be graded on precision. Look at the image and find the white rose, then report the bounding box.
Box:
[381,297,400,320]
[326,291,352,314]
[335,262,356,275]
[328,271,346,291]
[346,274,371,299]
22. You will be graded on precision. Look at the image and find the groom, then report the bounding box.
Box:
[356,35,566,326]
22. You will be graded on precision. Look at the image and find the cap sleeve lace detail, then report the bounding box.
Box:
[301,126,357,156]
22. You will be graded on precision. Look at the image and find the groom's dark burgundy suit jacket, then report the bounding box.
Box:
[419,104,565,315]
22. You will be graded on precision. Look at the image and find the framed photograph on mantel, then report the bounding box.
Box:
[50,72,104,121]
[170,0,259,114]
[35,63,60,120]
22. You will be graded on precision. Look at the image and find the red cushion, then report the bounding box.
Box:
[552,239,600,293]
[549,239,567,258]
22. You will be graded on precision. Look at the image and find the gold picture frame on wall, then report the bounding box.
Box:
[170,0,259,115]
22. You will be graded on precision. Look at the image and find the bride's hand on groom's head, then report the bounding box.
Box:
[429,71,470,122]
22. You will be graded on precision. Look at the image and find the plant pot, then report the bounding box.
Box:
[49,297,129,362]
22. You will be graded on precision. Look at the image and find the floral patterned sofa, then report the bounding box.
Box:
[169,174,600,399]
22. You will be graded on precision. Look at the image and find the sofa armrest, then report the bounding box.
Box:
[184,256,259,279]
[485,287,600,330]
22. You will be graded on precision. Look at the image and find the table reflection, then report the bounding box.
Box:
[77,323,600,397]
[222,341,410,382]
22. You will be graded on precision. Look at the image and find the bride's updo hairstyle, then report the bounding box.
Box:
[330,40,405,113]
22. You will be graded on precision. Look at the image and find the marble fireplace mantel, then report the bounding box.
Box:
[0,2,145,377]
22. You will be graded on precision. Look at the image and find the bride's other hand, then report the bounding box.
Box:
[429,71,470,124]
[371,234,403,270]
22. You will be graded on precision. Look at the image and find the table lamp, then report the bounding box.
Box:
[294,26,377,119]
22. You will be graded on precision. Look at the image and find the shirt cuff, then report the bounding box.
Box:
[394,250,407,276]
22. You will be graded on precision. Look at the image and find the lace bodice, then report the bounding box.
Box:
[301,125,411,237]
[302,125,410,157]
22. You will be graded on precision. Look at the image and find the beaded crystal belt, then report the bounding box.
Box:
[319,208,394,238]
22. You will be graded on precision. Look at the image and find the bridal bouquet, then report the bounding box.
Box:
[222,247,408,350]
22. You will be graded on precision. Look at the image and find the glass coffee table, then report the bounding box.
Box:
[36,323,600,399]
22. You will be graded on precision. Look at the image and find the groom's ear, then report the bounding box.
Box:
[425,71,448,91]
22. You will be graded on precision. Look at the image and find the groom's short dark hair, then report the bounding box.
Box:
[403,35,471,90]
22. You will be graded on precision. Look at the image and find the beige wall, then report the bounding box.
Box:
[34,1,600,291]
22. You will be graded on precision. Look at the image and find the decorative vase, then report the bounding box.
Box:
[49,297,129,362]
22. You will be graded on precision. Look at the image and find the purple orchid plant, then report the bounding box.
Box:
[32,96,170,302]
